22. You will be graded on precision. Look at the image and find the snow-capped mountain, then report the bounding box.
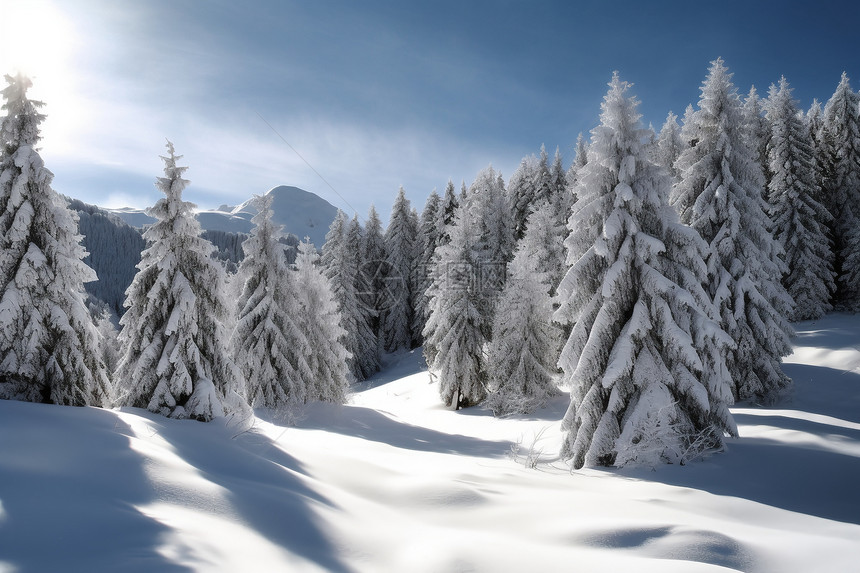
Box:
[108,185,338,248]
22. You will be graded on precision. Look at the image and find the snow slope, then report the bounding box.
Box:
[108,185,338,247]
[2,314,860,572]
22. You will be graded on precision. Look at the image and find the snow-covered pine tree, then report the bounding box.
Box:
[550,146,573,232]
[521,200,566,296]
[468,165,515,327]
[533,144,554,207]
[671,59,793,403]
[423,205,487,409]
[564,133,589,212]
[806,99,829,208]
[764,77,835,320]
[742,86,769,178]
[554,73,736,469]
[294,239,349,403]
[380,187,416,352]
[347,213,380,376]
[0,73,109,406]
[412,190,441,343]
[820,72,860,309]
[115,141,241,421]
[322,210,375,380]
[362,205,386,341]
[507,154,538,241]
[652,111,685,184]
[231,194,312,409]
[435,180,460,249]
[486,214,561,416]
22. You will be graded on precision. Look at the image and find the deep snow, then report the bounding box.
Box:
[2,314,860,572]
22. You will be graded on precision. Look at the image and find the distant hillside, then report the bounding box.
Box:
[108,185,338,248]
[67,198,145,317]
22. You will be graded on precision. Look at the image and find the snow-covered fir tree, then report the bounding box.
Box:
[565,133,589,209]
[486,218,560,417]
[550,146,573,230]
[231,194,311,409]
[294,239,349,403]
[671,59,793,403]
[468,165,515,327]
[322,210,376,380]
[508,154,538,241]
[347,213,380,376]
[0,73,109,407]
[764,77,835,320]
[436,180,460,247]
[412,190,441,343]
[380,187,416,352]
[806,99,829,209]
[533,144,554,207]
[521,200,566,297]
[820,72,860,309]
[423,206,487,409]
[116,141,241,421]
[742,86,769,177]
[652,111,684,184]
[555,73,737,469]
[362,204,386,343]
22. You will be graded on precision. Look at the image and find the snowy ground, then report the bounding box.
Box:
[2,314,860,572]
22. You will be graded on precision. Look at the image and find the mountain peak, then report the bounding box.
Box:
[109,185,338,248]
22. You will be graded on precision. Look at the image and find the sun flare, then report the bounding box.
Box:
[0,0,75,79]
[0,0,81,150]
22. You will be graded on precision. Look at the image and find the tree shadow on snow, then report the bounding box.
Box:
[791,313,860,350]
[0,401,193,573]
[350,348,429,393]
[131,411,354,573]
[618,394,860,525]
[779,363,860,424]
[297,403,513,459]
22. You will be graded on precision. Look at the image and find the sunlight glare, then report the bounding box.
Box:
[0,0,81,150]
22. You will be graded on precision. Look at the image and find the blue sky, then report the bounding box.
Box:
[2,0,859,222]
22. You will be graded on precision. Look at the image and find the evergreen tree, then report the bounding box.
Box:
[412,190,441,343]
[652,111,684,184]
[294,239,349,403]
[381,187,416,352]
[507,154,538,241]
[231,194,311,408]
[468,165,515,325]
[0,73,109,406]
[742,86,769,177]
[565,133,589,210]
[550,146,572,230]
[362,204,386,343]
[671,59,793,403]
[436,180,460,248]
[764,78,835,320]
[521,201,566,296]
[806,99,829,209]
[322,210,376,380]
[555,73,736,469]
[486,218,560,416]
[347,213,380,375]
[423,206,487,409]
[821,72,860,309]
[533,144,553,207]
[116,141,241,420]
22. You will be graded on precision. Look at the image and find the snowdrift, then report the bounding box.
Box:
[2,314,860,572]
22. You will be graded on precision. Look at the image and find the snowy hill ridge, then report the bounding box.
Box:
[2,315,860,572]
[109,185,338,248]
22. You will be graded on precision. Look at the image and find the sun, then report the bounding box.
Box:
[0,0,82,151]
[0,0,75,82]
